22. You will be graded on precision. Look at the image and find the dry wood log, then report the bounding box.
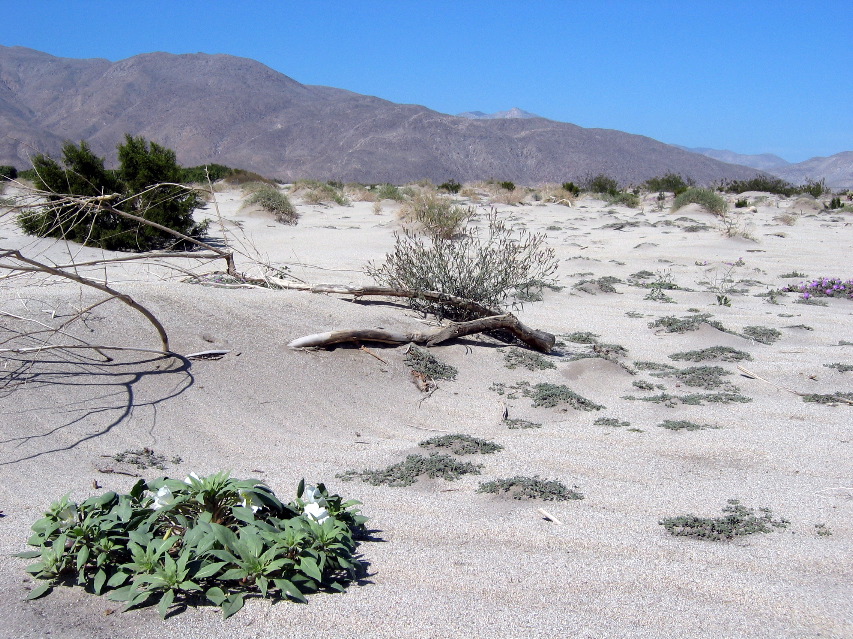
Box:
[288,313,555,353]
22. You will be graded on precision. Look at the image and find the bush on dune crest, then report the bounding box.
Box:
[671,187,728,216]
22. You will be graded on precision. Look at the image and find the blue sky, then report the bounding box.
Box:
[3,1,850,162]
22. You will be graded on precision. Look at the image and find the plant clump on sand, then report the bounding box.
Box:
[337,453,483,487]
[782,277,853,301]
[419,434,503,455]
[477,476,583,501]
[404,345,457,381]
[669,347,752,362]
[658,420,717,431]
[660,500,789,541]
[648,313,726,333]
[17,474,367,619]
[741,325,782,345]
[502,348,556,371]
[522,382,604,411]
[671,187,728,216]
[243,182,298,224]
[367,211,557,320]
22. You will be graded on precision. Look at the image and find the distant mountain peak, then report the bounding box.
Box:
[457,107,541,120]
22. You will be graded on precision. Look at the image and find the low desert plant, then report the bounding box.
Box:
[17,474,367,619]
[734,198,749,208]
[660,499,788,541]
[338,453,482,487]
[648,313,726,333]
[669,347,752,362]
[594,417,630,428]
[374,183,407,201]
[782,277,853,301]
[244,183,298,224]
[658,419,716,431]
[561,182,581,196]
[722,176,798,196]
[399,192,473,239]
[741,325,782,345]
[671,187,727,216]
[521,382,604,411]
[0,164,18,180]
[503,348,556,371]
[294,180,349,206]
[477,476,583,501]
[419,434,503,455]
[403,345,457,380]
[109,448,182,470]
[367,212,557,320]
[584,174,620,196]
[438,179,462,194]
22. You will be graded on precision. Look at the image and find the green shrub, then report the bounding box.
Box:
[419,434,503,455]
[19,137,204,251]
[244,183,297,224]
[297,180,349,206]
[498,180,515,191]
[374,183,406,201]
[561,182,581,196]
[584,174,620,196]
[438,179,462,194]
[644,173,692,195]
[800,179,827,198]
[17,474,367,619]
[367,212,557,320]
[722,176,798,196]
[338,453,482,487]
[827,196,842,210]
[671,187,727,215]
[0,165,17,180]
[178,163,234,184]
[606,191,640,208]
[403,345,457,380]
[735,198,749,208]
[399,192,473,239]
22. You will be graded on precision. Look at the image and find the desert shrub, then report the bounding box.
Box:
[178,163,234,184]
[498,180,515,192]
[244,183,297,224]
[671,187,727,215]
[660,499,788,541]
[367,212,557,320]
[399,192,473,239]
[827,196,842,210]
[19,137,204,251]
[503,348,556,371]
[374,183,406,201]
[606,191,640,208]
[222,169,276,185]
[561,182,581,196]
[669,347,752,362]
[723,176,798,196]
[741,325,781,344]
[735,198,749,208]
[800,179,827,198]
[0,165,17,180]
[296,180,349,206]
[782,277,853,301]
[584,174,620,196]
[403,345,457,380]
[438,179,462,194]
[644,173,692,195]
[521,382,604,411]
[17,474,367,619]
[477,476,583,501]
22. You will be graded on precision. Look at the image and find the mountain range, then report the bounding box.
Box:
[0,46,846,187]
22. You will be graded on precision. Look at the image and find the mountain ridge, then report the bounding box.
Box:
[1,46,768,185]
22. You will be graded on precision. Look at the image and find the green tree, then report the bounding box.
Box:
[19,137,205,251]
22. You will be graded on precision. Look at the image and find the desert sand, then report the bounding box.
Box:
[0,185,851,638]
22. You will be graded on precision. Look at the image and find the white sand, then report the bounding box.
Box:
[1,188,851,638]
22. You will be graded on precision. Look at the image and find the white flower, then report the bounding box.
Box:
[303,484,327,507]
[239,490,261,513]
[303,502,329,524]
[151,486,175,511]
[184,472,201,485]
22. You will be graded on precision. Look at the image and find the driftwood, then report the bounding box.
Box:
[289,313,556,353]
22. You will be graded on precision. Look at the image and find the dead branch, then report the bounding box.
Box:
[288,313,555,353]
[0,249,170,352]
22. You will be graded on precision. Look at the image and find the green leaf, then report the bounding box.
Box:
[297,478,305,499]
[14,551,43,559]
[206,586,226,606]
[298,556,322,582]
[221,593,244,619]
[274,579,307,603]
[193,561,227,580]
[106,585,137,602]
[93,569,107,595]
[75,544,90,572]
[219,568,249,581]
[231,506,256,524]
[107,571,130,588]
[178,580,200,591]
[26,582,53,600]
[210,522,239,552]
[158,589,175,619]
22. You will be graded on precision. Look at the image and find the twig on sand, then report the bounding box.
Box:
[359,345,388,364]
[537,508,563,524]
[738,365,853,404]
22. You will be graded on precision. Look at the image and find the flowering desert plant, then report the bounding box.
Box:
[783,277,853,301]
[17,473,367,619]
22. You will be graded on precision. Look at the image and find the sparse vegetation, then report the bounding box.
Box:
[648,313,726,333]
[660,500,789,541]
[367,212,557,320]
[658,420,717,431]
[419,434,503,455]
[338,453,482,487]
[644,173,692,195]
[741,326,782,345]
[477,476,583,501]
[404,345,457,381]
[671,187,727,216]
[521,383,604,411]
[109,448,182,470]
[669,347,752,362]
[244,182,298,224]
[594,417,630,428]
[503,348,556,371]
[399,192,473,239]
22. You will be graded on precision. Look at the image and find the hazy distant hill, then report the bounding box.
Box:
[683,145,852,188]
[0,46,765,185]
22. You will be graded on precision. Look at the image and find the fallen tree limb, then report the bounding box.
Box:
[289,313,555,353]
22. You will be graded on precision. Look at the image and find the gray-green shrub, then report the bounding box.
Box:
[672,187,727,215]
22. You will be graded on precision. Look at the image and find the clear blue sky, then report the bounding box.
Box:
[3,0,850,162]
